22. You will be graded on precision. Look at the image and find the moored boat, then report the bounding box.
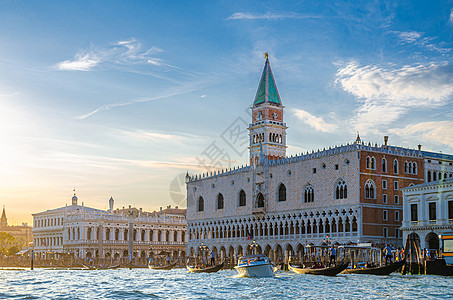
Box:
[289,260,349,276]
[148,262,177,270]
[234,254,276,277]
[186,262,224,273]
[342,260,405,275]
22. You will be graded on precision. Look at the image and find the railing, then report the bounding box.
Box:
[64,239,185,245]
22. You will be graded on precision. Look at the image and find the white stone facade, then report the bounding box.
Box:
[32,200,187,260]
[401,178,453,250]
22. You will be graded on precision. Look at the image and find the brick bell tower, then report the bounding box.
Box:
[249,53,287,165]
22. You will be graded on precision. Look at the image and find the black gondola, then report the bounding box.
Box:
[342,260,405,275]
[186,262,224,273]
[148,262,177,270]
[289,260,349,276]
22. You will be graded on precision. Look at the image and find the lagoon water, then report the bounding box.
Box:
[1,268,452,299]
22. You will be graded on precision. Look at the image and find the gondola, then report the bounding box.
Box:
[288,260,349,276]
[148,262,177,270]
[342,259,405,275]
[186,262,224,273]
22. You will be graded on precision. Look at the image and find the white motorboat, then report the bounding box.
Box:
[234,254,276,277]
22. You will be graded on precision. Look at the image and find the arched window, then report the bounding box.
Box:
[404,161,408,173]
[428,170,431,182]
[239,190,246,207]
[366,156,371,169]
[393,159,399,174]
[87,228,92,240]
[371,157,376,169]
[433,172,437,181]
[382,158,387,173]
[256,193,265,208]
[217,193,224,210]
[365,179,376,199]
[413,162,418,175]
[198,196,204,212]
[335,180,347,200]
[278,184,286,202]
[304,185,314,203]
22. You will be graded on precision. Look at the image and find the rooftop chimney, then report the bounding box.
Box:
[384,136,388,146]
[160,207,162,212]
[418,144,422,151]
[109,196,114,213]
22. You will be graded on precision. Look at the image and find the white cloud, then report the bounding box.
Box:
[293,109,338,133]
[393,31,450,54]
[57,53,100,71]
[389,121,453,148]
[119,130,189,142]
[227,12,321,20]
[56,38,166,71]
[335,61,453,131]
[450,8,453,22]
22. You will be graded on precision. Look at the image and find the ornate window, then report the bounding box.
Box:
[256,193,265,208]
[239,190,246,207]
[413,162,418,175]
[335,180,348,200]
[278,183,286,202]
[393,159,399,174]
[404,161,408,173]
[217,193,224,210]
[198,196,204,212]
[382,158,387,172]
[366,156,376,169]
[364,179,376,199]
[304,185,314,203]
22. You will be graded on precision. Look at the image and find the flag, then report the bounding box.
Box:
[247,229,254,240]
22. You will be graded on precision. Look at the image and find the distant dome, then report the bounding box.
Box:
[72,195,78,201]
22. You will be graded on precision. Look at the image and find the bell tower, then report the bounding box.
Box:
[249,53,287,165]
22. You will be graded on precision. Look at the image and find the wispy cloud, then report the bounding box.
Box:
[450,8,453,23]
[293,109,338,133]
[57,52,100,71]
[393,30,451,54]
[118,130,199,142]
[55,38,170,71]
[335,61,453,132]
[75,83,204,120]
[227,12,321,20]
[389,121,453,148]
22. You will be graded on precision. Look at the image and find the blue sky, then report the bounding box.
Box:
[1,0,452,224]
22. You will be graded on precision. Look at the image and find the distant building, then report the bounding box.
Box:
[0,206,32,248]
[32,192,187,260]
[186,55,453,262]
[401,177,453,251]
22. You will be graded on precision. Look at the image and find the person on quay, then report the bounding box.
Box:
[166,256,170,265]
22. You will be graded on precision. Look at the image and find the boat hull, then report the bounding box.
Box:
[148,263,177,270]
[234,263,275,277]
[289,261,349,276]
[186,262,224,273]
[342,260,405,275]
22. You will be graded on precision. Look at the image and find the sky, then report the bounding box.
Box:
[1,0,453,225]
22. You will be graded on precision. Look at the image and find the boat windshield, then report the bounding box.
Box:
[238,256,269,265]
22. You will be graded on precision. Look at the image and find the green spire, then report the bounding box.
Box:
[253,53,282,106]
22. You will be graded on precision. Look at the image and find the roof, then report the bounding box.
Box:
[422,150,453,161]
[159,208,186,215]
[402,177,453,190]
[253,56,282,106]
[32,204,106,216]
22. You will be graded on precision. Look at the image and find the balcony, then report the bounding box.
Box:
[252,207,266,215]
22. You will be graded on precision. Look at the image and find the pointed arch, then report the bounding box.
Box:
[278,183,286,202]
[239,190,246,207]
[335,180,347,200]
[198,196,204,212]
[365,179,376,199]
[217,193,224,210]
[256,193,265,208]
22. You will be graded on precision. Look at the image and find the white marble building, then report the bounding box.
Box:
[32,193,187,260]
[401,177,453,250]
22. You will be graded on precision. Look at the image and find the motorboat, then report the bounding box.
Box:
[234,254,276,277]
